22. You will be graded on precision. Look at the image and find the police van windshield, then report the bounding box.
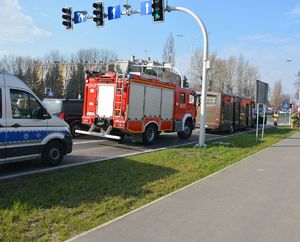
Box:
[43,99,63,114]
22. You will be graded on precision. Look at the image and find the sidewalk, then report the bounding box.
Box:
[69,132,300,242]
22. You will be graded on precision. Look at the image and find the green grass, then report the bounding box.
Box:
[0,127,297,242]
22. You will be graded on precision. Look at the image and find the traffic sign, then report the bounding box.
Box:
[74,11,87,24]
[283,102,289,109]
[141,1,152,15]
[108,5,121,20]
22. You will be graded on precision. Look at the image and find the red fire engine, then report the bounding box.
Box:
[76,71,197,144]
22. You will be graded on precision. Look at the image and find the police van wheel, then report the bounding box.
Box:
[42,141,64,166]
[177,121,193,139]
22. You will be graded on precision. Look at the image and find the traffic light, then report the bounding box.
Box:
[152,0,164,23]
[62,7,73,30]
[182,76,189,88]
[93,2,104,27]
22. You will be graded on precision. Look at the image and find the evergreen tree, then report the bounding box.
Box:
[46,64,64,98]
[31,66,44,98]
[23,66,33,87]
[65,67,77,99]
[65,63,85,99]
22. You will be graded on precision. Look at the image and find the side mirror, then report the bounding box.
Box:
[42,108,51,120]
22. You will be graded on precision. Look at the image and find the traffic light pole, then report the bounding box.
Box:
[166,5,209,147]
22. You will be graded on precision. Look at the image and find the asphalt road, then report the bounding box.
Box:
[0,130,224,180]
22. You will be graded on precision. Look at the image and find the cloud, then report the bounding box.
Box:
[287,4,300,16]
[0,0,51,43]
[241,35,291,45]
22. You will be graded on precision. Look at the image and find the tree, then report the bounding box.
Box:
[162,33,175,67]
[65,63,85,99]
[46,64,64,98]
[190,52,258,97]
[223,57,236,94]
[293,71,300,101]
[271,80,284,108]
[31,65,44,98]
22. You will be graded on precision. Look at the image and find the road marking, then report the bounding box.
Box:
[73,140,106,145]
[0,127,268,181]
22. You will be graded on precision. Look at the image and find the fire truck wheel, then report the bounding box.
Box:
[177,120,193,139]
[42,140,64,166]
[143,124,157,145]
[70,122,82,138]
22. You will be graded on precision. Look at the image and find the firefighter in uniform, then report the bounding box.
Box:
[290,111,299,129]
[272,111,279,126]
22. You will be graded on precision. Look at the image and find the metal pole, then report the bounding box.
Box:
[261,104,266,139]
[298,88,300,112]
[256,104,260,142]
[166,5,209,147]
[289,97,291,126]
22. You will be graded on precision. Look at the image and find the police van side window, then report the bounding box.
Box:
[10,89,43,119]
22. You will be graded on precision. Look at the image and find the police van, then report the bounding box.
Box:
[0,71,72,166]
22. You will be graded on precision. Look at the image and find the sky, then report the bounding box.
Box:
[1,0,300,96]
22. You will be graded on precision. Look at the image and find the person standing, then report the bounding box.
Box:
[290,111,299,129]
[272,111,279,126]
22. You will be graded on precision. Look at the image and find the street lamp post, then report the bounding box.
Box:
[285,59,300,112]
[176,34,194,84]
[166,5,209,147]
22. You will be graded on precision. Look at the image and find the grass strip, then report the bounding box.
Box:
[0,127,297,242]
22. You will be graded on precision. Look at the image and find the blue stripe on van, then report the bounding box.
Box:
[0,130,69,144]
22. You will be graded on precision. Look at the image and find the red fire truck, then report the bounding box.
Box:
[76,71,197,144]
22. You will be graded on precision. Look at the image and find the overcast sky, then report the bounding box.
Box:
[1,0,300,95]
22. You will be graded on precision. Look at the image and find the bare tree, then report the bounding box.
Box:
[293,71,300,101]
[271,80,284,108]
[223,56,236,94]
[44,50,64,63]
[162,33,175,67]
[235,55,249,95]
[190,51,258,96]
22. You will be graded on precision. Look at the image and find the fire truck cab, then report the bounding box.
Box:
[77,71,197,144]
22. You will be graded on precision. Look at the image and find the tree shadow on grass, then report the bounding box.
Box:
[0,157,177,210]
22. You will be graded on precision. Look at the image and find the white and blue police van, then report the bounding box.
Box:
[0,71,72,166]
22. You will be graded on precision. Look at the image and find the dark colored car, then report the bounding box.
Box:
[252,109,267,125]
[43,98,86,137]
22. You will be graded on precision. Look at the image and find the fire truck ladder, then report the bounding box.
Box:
[114,74,125,117]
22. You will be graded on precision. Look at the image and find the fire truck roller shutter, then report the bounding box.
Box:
[161,89,175,120]
[144,86,161,118]
[128,83,145,120]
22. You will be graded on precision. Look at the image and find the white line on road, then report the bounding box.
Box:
[0,128,266,181]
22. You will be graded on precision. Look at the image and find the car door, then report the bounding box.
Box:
[6,88,48,160]
[0,74,6,163]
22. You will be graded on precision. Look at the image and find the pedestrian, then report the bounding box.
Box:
[290,111,299,129]
[272,111,279,126]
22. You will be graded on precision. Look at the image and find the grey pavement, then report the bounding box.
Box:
[69,132,300,242]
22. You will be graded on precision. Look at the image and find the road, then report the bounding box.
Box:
[0,130,225,180]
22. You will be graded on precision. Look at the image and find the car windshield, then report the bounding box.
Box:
[43,99,63,114]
